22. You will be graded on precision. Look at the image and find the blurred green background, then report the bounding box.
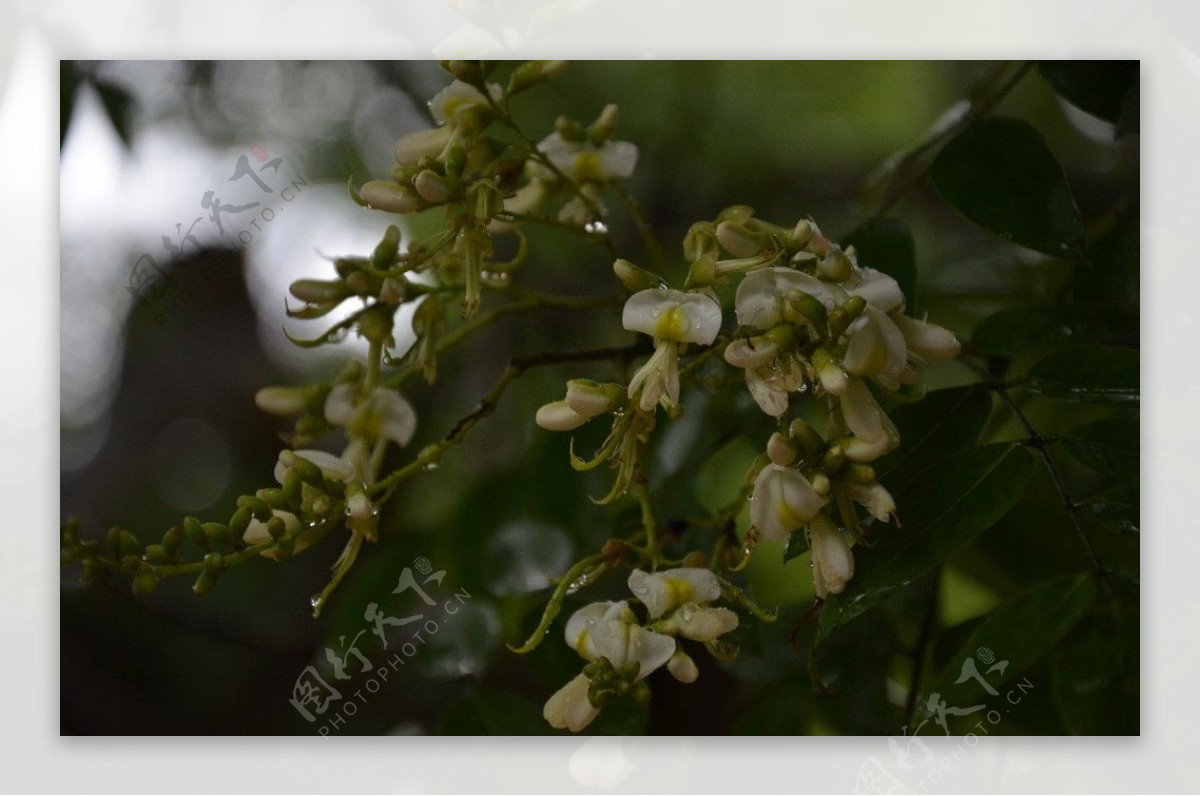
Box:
[59,61,1137,735]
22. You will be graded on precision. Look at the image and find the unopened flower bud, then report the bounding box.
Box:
[255,386,308,417]
[716,220,768,258]
[394,126,453,166]
[612,258,662,292]
[535,400,589,432]
[289,278,349,304]
[668,650,699,684]
[565,379,624,417]
[508,60,572,94]
[767,432,798,467]
[587,103,620,145]
[790,219,814,248]
[414,169,452,204]
[788,418,824,459]
[812,348,848,396]
[818,249,853,281]
[683,222,718,261]
[554,115,585,142]
[843,463,877,484]
[360,180,425,214]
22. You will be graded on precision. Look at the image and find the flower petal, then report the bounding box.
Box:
[809,514,854,598]
[429,80,501,125]
[536,400,590,432]
[543,673,600,732]
[622,289,722,344]
[750,464,829,541]
[627,626,677,678]
[628,568,721,618]
[565,601,616,660]
[840,376,886,443]
[844,267,904,313]
[894,313,961,360]
[735,267,837,329]
[673,604,739,642]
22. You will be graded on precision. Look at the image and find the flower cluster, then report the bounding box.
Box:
[543,567,738,732]
[351,61,638,318]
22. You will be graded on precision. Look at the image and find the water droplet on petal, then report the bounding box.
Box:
[650,309,661,318]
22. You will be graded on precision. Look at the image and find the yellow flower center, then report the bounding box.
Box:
[655,306,690,341]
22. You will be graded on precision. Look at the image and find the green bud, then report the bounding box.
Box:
[81,559,102,583]
[379,277,407,306]
[823,445,846,474]
[612,258,662,292]
[788,419,824,459]
[840,295,867,322]
[281,451,325,488]
[105,526,122,559]
[507,59,571,94]
[441,60,481,82]
[357,304,396,346]
[766,432,797,467]
[227,506,252,538]
[785,290,828,331]
[554,115,585,142]
[765,324,796,350]
[203,552,223,573]
[818,249,853,281]
[843,463,877,484]
[132,564,158,596]
[203,522,233,547]
[62,516,80,547]
[587,103,619,145]
[716,220,769,258]
[372,224,402,269]
[334,256,369,279]
[311,496,334,517]
[344,271,374,297]
[413,169,452,204]
[289,278,349,304]
[587,682,612,709]
[272,537,294,560]
[143,544,171,564]
[716,205,754,224]
[183,517,209,553]
[256,487,290,511]
[281,469,303,512]
[237,495,274,523]
[162,526,183,557]
[267,516,287,541]
[118,530,142,558]
[193,570,218,597]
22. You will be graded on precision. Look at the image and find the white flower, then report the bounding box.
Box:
[839,376,892,448]
[627,568,722,619]
[428,79,502,126]
[536,380,624,432]
[564,601,677,677]
[734,267,837,329]
[893,313,961,360]
[841,267,904,314]
[273,449,353,485]
[750,463,829,542]
[242,509,319,560]
[534,132,638,182]
[841,307,908,391]
[324,384,417,447]
[393,126,454,165]
[622,288,722,412]
[809,513,855,598]
[543,673,600,732]
[667,650,699,683]
[669,603,739,642]
[842,481,896,523]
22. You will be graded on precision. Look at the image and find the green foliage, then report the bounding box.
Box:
[931,117,1086,260]
[1026,346,1140,403]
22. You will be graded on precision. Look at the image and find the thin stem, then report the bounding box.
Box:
[610,180,665,272]
[634,471,661,567]
[960,355,1107,577]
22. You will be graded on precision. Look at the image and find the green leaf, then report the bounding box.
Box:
[1077,215,1139,308]
[821,443,1034,634]
[437,690,553,735]
[844,217,918,315]
[970,304,1138,358]
[1025,346,1139,404]
[783,532,809,564]
[919,574,1097,723]
[1082,484,1139,535]
[931,117,1086,260]
[1038,61,1139,125]
[876,386,993,492]
[1054,602,1139,734]
[1061,417,1139,480]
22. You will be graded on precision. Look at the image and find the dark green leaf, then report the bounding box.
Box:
[437,690,553,735]
[1038,61,1139,125]
[821,443,1034,633]
[970,304,1138,358]
[931,117,1086,260]
[1061,417,1139,480]
[1082,484,1139,535]
[1054,609,1138,734]
[1025,346,1139,403]
[919,574,1097,722]
[876,386,993,492]
[844,217,918,315]
[1078,215,1139,308]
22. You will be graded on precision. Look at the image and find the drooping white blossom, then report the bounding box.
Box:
[750,463,829,542]
[622,288,722,412]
